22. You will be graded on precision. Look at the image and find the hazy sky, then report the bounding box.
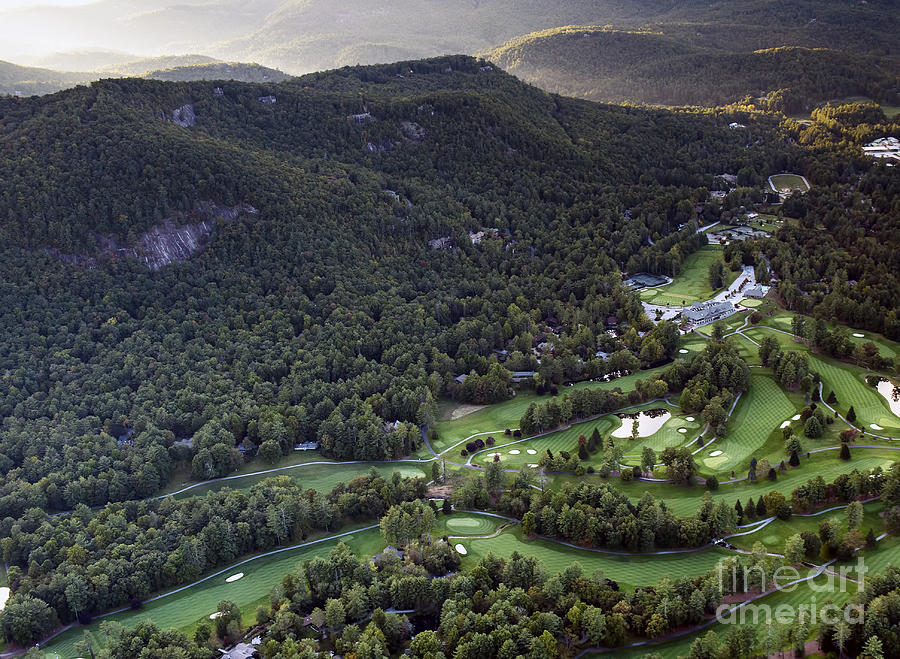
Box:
[0,0,94,9]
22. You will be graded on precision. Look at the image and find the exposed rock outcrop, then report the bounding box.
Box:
[172,103,196,127]
[43,201,257,270]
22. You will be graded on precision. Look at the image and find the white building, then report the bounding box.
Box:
[683,301,736,327]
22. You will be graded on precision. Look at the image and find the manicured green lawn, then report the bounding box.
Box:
[729,501,884,553]
[171,461,430,500]
[552,449,899,516]
[434,511,506,537]
[593,572,858,659]
[41,527,385,659]
[695,312,749,337]
[769,173,809,193]
[702,374,797,476]
[427,365,671,456]
[725,333,761,365]
[473,401,703,468]
[459,526,731,589]
[810,354,900,434]
[639,246,738,307]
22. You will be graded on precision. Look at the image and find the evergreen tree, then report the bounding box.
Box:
[840,443,851,461]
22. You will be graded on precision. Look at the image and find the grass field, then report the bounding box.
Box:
[759,310,899,361]
[591,572,858,659]
[809,354,900,435]
[459,526,731,589]
[695,312,749,337]
[769,174,810,193]
[639,246,738,307]
[435,512,506,537]
[551,449,899,517]
[41,527,385,659]
[470,400,704,469]
[703,374,798,476]
[171,461,430,501]
[729,501,884,553]
[427,365,671,456]
[726,332,761,365]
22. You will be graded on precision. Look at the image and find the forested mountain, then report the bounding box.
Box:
[0,56,792,516]
[483,27,899,111]
[2,1,896,79]
[0,61,92,97]
[0,57,289,97]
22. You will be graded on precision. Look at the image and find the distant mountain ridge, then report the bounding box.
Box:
[0,57,289,96]
[1,1,896,106]
[481,27,900,111]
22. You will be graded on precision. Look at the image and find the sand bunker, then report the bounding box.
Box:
[780,421,791,429]
[209,611,224,619]
[792,414,801,421]
[612,410,671,438]
[678,428,687,433]
[685,416,695,422]
[679,349,689,354]
[875,379,900,416]
[484,452,502,461]
[455,544,467,555]
[509,449,520,455]
[871,424,884,431]
[853,333,865,338]
[710,450,723,457]
[225,573,244,583]
[526,449,537,455]
[0,587,9,611]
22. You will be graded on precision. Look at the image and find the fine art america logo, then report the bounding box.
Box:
[715,558,867,625]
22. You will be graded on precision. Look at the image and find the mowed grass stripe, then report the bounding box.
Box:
[709,374,796,475]
[429,366,671,454]
[639,246,736,305]
[810,355,900,432]
[460,526,730,589]
[172,462,429,500]
[42,528,385,659]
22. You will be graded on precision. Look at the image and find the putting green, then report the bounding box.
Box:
[444,515,498,535]
[703,453,728,468]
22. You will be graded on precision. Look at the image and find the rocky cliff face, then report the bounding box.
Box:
[44,201,257,270]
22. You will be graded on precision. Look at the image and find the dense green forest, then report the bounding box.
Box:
[483,27,899,111]
[0,57,798,518]
[1,53,900,657]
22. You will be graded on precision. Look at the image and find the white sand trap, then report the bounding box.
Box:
[710,450,723,457]
[678,428,687,433]
[225,572,244,583]
[792,414,801,421]
[527,449,537,455]
[871,424,884,431]
[679,349,689,354]
[209,611,224,619]
[0,587,9,611]
[528,463,538,468]
[508,449,520,455]
[876,379,900,416]
[455,544,467,555]
[780,421,791,429]
[685,416,695,422]
[612,411,671,438]
[853,333,865,338]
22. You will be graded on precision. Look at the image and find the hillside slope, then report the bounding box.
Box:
[2,0,896,77]
[483,27,900,111]
[0,57,289,96]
